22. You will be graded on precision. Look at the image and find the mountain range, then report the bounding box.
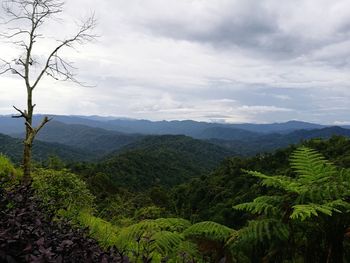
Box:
[1,115,350,163]
[0,115,338,138]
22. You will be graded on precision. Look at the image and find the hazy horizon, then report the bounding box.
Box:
[0,113,346,126]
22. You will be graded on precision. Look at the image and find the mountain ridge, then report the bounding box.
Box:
[0,115,341,138]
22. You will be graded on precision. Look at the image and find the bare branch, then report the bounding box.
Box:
[0,28,31,38]
[31,14,97,89]
[35,116,51,133]
[1,0,96,179]
[0,58,25,78]
[12,105,28,118]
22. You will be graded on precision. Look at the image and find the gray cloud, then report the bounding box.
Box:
[127,0,350,59]
[1,0,350,124]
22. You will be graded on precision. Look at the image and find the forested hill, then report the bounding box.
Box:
[171,135,350,228]
[209,126,350,155]
[72,135,236,191]
[0,133,93,163]
[114,134,235,158]
[21,121,143,157]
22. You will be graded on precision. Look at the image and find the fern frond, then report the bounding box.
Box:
[176,240,201,259]
[183,221,236,243]
[244,170,301,193]
[154,218,191,232]
[115,218,199,260]
[237,219,289,245]
[290,200,349,221]
[117,220,160,243]
[233,195,283,216]
[290,147,336,182]
[152,231,184,255]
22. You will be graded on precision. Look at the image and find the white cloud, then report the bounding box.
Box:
[1,0,350,124]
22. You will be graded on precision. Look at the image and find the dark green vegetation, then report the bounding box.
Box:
[2,116,350,159]
[71,135,235,192]
[209,126,350,155]
[28,121,143,157]
[83,136,350,262]
[0,133,93,163]
[2,114,350,262]
[2,136,350,262]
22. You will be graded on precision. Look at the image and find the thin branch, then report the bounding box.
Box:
[0,58,25,78]
[12,105,29,120]
[0,28,31,38]
[35,116,51,133]
[31,14,97,89]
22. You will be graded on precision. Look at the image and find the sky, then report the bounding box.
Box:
[1,0,350,124]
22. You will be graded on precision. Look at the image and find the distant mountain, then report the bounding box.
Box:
[2,115,349,158]
[15,121,144,157]
[229,120,325,134]
[115,134,236,160]
[210,126,350,155]
[77,135,236,190]
[0,115,332,138]
[0,115,135,135]
[197,127,261,140]
[0,133,93,163]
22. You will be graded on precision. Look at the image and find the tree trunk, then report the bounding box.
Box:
[22,90,34,184]
[22,129,33,184]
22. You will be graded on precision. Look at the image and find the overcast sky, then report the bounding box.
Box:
[1,0,350,124]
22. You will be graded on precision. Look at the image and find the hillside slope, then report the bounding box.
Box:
[210,126,350,155]
[13,121,143,157]
[0,133,93,163]
[74,135,236,191]
[35,121,143,156]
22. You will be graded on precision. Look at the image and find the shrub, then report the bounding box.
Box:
[0,155,21,188]
[32,168,94,213]
[0,183,122,262]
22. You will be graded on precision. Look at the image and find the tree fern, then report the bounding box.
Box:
[115,218,201,262]
[183,221,238,262]
[291,200,350,221]
[235,219,289,244]
[152,231,183,255]
[243,170,300,193]
[290,147,336,182]
[234,195,283,217]
[183,221,236,243]
[154,218,191,232]
[234,146,350,261]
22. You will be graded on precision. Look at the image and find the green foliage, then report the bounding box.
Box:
[77,211,119,248]
[45,155,66,170]
[153,218,191,232]
[134,206,166,220]
[236,219,289,244]
[0,133,93,164]
[184,221,236,244]
[113,218,206,262]
[0,155,21,187]
[233,145,350,261]
[234,195,283,217]
[32,169,94,213]
[183,221,237,262]
[4,135,350,262]
[72,135,234,192]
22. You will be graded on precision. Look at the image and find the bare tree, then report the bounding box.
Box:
[0,0,96,182]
